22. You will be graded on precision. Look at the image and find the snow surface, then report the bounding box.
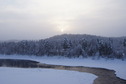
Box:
[0,55,126,80]
[0,67,96,84]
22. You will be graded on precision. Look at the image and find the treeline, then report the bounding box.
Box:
[0,34,126,59]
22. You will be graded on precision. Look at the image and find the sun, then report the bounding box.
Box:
[61,28,64,32]
[57,23,66,33]
[51,19,71,33]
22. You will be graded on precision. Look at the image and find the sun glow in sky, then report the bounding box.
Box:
[0,0,126,40]
[61,29,64,32]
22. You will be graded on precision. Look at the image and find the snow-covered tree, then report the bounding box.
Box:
[123,39,126,47]
[0,34,125,59]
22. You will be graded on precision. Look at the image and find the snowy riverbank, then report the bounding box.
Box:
[0,55,126,81]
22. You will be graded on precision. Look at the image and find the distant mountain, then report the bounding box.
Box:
[45,34,125,42]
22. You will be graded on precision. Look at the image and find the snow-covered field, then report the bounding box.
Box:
[0,67,96,84]
[0,55,126,84]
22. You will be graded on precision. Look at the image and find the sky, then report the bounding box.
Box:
[0,0,126,41]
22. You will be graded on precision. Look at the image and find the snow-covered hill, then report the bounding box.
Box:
[0,34,126,59]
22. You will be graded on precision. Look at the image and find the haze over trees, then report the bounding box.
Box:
[0,34,126,59]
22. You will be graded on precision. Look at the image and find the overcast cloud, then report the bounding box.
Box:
[0,0,126,41]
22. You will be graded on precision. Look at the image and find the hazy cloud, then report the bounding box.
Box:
[0,0,126,40]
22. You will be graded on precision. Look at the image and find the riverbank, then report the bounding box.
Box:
[0,59,126,84]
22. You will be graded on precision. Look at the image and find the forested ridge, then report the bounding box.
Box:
[0,34,126,59]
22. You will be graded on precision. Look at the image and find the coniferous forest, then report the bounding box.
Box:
[0,34,126,59]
